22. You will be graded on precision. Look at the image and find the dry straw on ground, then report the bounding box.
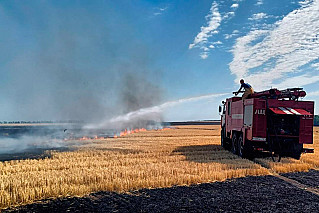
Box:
[0,125,318,209]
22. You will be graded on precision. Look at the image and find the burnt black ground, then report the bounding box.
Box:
[0,147,72,162]
[4,175,319,213]
[281,169,319,188]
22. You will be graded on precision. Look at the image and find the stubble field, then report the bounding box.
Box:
[1,125,318,210]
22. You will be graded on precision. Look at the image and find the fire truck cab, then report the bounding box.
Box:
[220,88,314,160]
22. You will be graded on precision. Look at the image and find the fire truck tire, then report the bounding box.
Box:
[221,127,229,149]
[238,134,246,158]
[231,133,238,155]
[291,143,302,160]
[221,130,225,148]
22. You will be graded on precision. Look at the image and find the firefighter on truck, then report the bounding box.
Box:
[234,79,254,100]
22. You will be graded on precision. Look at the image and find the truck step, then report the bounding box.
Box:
[302,148,314,153]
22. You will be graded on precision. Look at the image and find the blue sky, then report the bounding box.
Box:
[0,0,318,122]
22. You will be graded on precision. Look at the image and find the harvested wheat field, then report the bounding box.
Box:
[1,125,319,210]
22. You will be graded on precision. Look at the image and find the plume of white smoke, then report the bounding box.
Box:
[0,136,65,154]
[85,92,226,130]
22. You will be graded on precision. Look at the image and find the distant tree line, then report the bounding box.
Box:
[0,120,84,124]
[315,115,319,126]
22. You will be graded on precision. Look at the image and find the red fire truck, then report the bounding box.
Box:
[219,88,314,161]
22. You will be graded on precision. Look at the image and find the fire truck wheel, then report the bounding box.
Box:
[238,134,245,158]
[221,127,228,149]
[221,129,224,147]
[291,142,302,160]
[231,133,238,155]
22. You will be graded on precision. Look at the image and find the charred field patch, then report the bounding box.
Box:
[281,169,319,188]
[0,147,71,162]
[5,175,319,213]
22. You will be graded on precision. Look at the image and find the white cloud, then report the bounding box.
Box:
[208,41,223,49]
[249,13,280,21]
[223,11,235,20]
[200,52,209,59]
[256,0,263,5]
[311,62,319,70]
[224,34,231,39]
[231,3,239,8]
[189,1,225,59]
[299,0,313,6]
[213,40,223,44]
[307,90,319,97]
[248,13,268,21]
[159,7,168,11]
[229,0,319,91]
[202,47,209,51]
[274,74,319,89]
[153,6,169,16]
[189,1,243,58]
[189,2,221,51]
[224,30,240,39]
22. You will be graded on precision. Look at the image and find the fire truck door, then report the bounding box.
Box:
[299,115,313,144]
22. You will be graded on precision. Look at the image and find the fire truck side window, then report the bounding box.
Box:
[228,102,231,115]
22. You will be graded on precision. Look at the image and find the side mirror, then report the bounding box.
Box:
[219,105,222,113]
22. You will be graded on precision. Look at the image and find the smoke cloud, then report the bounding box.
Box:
[119,72,163,114]
[0,136,65,155]
[0,2,163,125]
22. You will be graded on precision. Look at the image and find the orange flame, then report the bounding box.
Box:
[65,127,170,141]
[113,127,170,138]
[79,136,89,140]
[160,127,171,131]
[114,128,147,138]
